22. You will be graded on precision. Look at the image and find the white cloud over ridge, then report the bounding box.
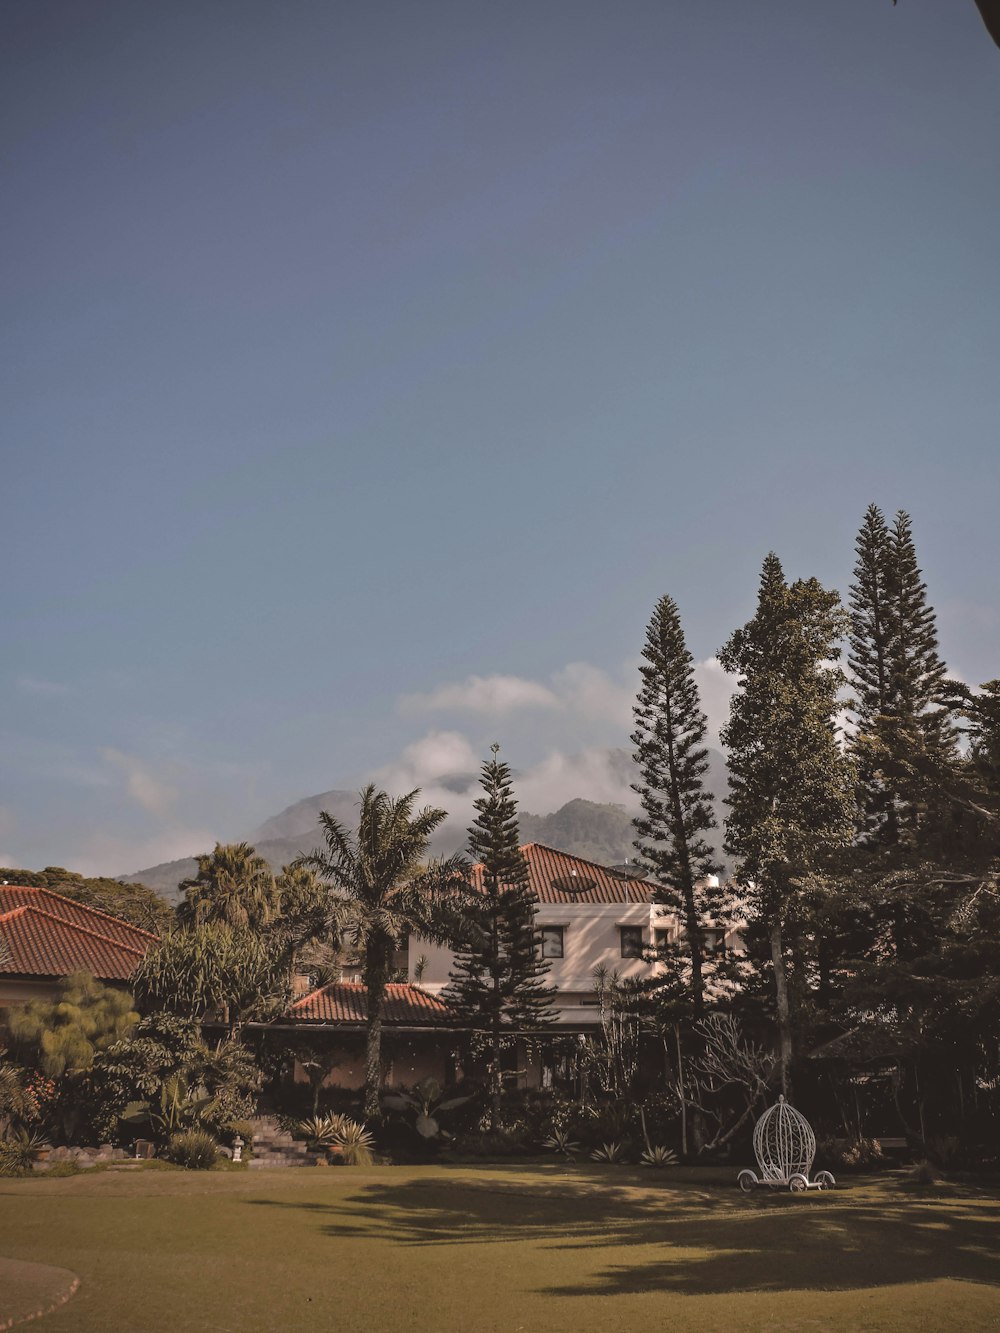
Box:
[371,655,737,850]
[397,656,735,742]
[400,674,561,715]
[101,748,179,819]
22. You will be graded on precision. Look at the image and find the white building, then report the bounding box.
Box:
[409,842,743,1028]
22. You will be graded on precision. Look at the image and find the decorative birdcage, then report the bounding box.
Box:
[737,1096,835,1193]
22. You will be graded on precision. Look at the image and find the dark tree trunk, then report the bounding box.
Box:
[364,934,391,1120]
[770,918,793,1098]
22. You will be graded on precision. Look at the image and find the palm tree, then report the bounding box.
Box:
[177,842,280,932]
[297,785,468,1118]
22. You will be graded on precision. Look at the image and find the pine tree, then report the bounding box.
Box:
[720,554,855,1095]
[443,745,556,1128]
[631,594,722,1023]
[848,506,957,854]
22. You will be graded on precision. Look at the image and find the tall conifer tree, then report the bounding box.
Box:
[848,506,956,853]
[443,746,556,1128]
[720,554,855,1094]
[631,594,722,1023]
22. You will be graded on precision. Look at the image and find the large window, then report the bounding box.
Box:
[619,925,644,959]
[540,926,565,959]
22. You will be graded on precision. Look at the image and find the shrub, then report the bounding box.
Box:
[640,1145,678,1168]
[331,1118,375,1166]
[0,1139,33,1176]
[542,1128,579,1158]
[591,1140,628,1164]
[163,1130,219,1170]
[909,1159,941,1186]
[817,1135,886,1172]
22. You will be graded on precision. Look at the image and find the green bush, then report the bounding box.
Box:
[0,1138,33,1176]
[162,1130,219,1170]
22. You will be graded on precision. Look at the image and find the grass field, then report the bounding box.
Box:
[2,1163,998,1331]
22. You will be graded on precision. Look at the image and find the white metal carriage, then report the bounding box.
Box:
[737,1095,836,1193]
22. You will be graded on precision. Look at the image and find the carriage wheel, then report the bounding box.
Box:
[737,1170,758,1193]
[814,1170,836,1190]
[788,1174,808,1192]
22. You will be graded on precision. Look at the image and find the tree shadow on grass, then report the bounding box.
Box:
[245,1174,1000,1297]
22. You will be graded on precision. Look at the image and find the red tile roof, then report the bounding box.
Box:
[470,844,655,905]
[0,886,156,982]
[0,886,156,950]
[288,982,450,1025]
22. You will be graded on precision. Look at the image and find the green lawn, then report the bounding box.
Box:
[2,1163,998,1331]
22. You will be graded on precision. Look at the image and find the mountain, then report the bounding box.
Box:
[518,799,636,867]
[125,747,730,899]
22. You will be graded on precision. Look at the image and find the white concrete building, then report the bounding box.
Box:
[409,843,743,1028]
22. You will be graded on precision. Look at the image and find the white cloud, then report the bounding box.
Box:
[16,675,75,697]
[515,746,638,814]
[551,662,636,727]
[73,827,217,879]
[693,657,737,742]
[373,731,481,791]
[400,656,736,742]
[101,748,178,819]
[400,674,561,715]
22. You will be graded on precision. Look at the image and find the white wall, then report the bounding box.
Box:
[409,901,683,1025]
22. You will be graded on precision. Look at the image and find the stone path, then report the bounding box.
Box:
[0,1258,79,1330]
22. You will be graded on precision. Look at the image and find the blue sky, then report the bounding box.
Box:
[3,0,999,875]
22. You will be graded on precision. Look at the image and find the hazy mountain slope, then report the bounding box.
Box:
[126,747,730,899]
[518,799,636,866]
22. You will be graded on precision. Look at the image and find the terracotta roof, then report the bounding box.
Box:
[288,982,450,1025]
[0,885,156,951]
[470,844,655,905]
[0,903,150,982]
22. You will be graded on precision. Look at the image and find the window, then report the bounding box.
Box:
[619,926,644,959]
[540,926,564,959]
[703,928,725,955]
[653,927,673,952]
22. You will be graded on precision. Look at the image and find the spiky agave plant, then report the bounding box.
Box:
[329,1117,376,1166]
[296,1114,349,1149]
[590,1140,627,1164]
[640,1145,678,1167]
[542,1128,579,1158]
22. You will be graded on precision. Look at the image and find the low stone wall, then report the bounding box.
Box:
[33,1144,130,1170]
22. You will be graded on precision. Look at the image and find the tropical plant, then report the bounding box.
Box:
[542,1128,579,1157]
[121,1074,218,1142]
[177,842,280,932]
[162,1129,219,1170]
[590,1140,627,1163]
[0,1049,34,1136]
[131,922,292,1031]
[331,1117,376,1166]
[6,973,138,1077]
[443,746,557,1129]
[382,1077,473,1140]
[640,1144,678,1167]
[0,1137,34,1177]
[296,1113,349,1148]
[297,785,469,1118]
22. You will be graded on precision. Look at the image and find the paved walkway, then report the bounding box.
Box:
[0,1258,79,1329]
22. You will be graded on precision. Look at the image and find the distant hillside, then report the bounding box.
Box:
[518,800,636,867]
[126,748,729,899]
